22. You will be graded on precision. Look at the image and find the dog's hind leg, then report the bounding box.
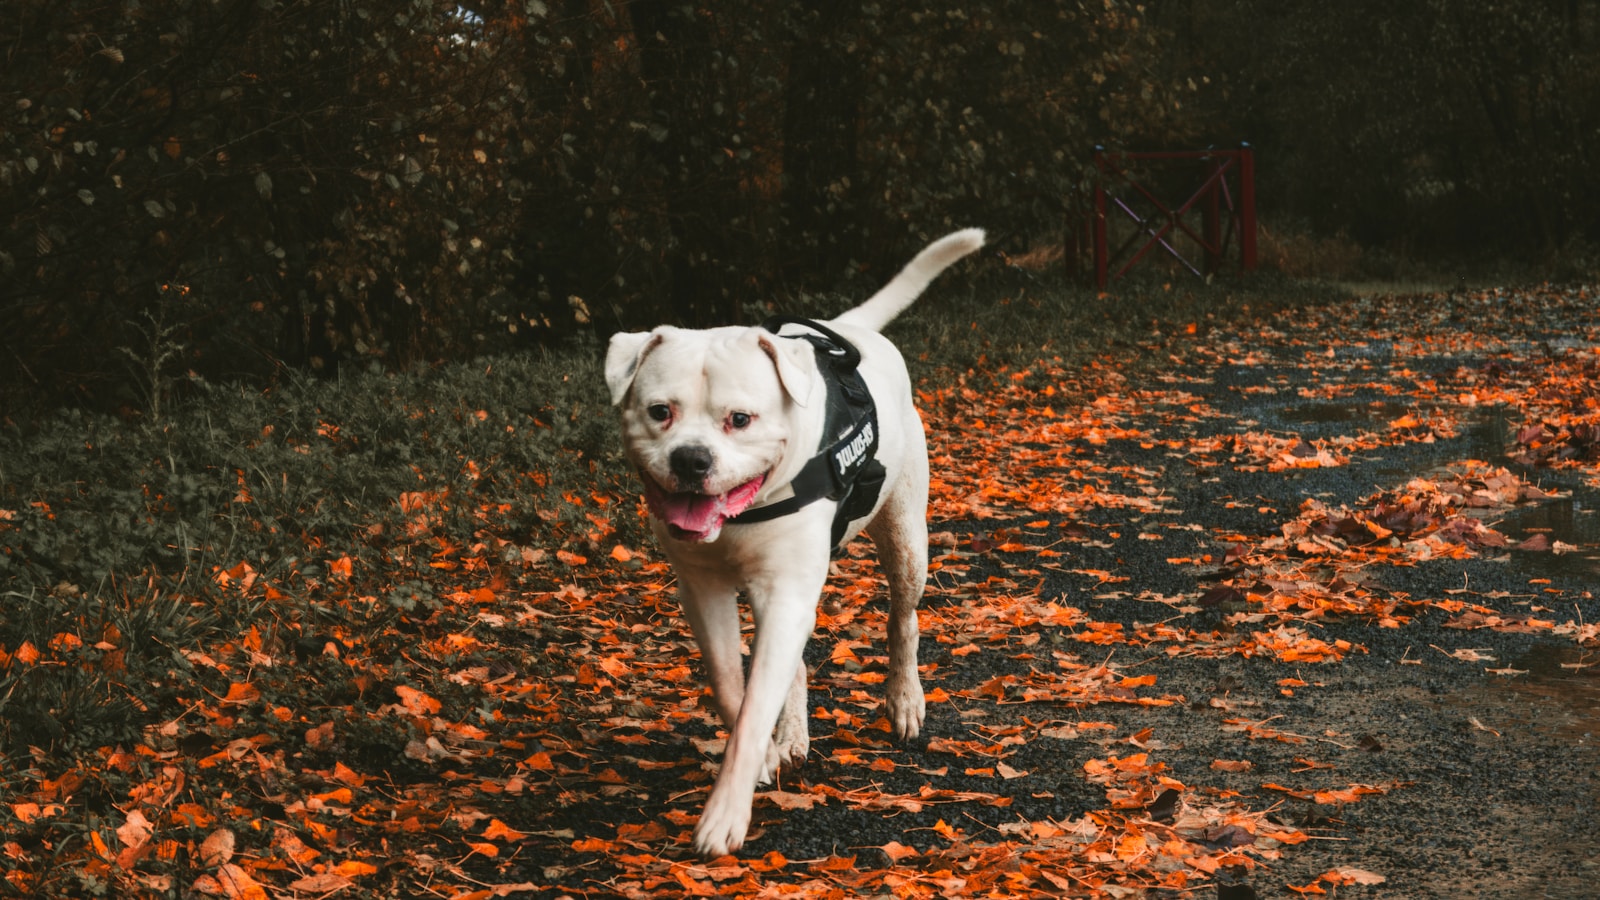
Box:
[764,659,810,783]
[867,462,929,741]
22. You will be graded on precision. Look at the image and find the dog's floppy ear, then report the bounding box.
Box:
[605,330,664,406]
[756,332,817,408]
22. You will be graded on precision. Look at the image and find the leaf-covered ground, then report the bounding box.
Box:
[5,285,1600,899]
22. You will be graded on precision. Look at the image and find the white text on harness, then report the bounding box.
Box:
[833,420,875,474]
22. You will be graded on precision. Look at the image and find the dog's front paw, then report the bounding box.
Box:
[693,788,753,858]
[885,674,926,740]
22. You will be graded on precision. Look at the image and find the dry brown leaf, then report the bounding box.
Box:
[288,873,355,893]
[1334,866,1387,885]
[200,828,236,867]
[879,840,919,862]
[755,790,819,811]
[117,809,154,849]
[996,761,1029,779]
[215,863,269,900]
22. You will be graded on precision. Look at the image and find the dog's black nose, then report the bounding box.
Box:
[669,445,714,488]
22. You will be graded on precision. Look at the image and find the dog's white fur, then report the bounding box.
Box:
[605,229,984,857]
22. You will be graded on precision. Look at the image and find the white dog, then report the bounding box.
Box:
[604,229,984,857]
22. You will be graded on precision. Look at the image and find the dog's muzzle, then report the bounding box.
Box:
[643,468,767,543]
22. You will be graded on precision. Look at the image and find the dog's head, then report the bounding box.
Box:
[605,325,820,543]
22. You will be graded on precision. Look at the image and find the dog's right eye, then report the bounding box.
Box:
[647,403,673,424]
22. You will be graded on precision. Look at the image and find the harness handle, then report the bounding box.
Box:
[760,316,861,370]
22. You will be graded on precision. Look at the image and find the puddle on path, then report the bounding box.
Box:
[1493,495,1600,578]
[1463,404,1515,461]
[1322,403,1600,577]
[1480,645,1600,746]
[1421,643,1600,899]
[1367,404,1514,483]
[1281,400,1414,425]
[1428,644,1600,764]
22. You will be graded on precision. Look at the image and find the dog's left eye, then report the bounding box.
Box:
[727,412,753,430]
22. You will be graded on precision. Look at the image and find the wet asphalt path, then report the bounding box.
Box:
[784,298,1600,897]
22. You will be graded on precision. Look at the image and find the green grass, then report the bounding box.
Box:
[0,346,637,741]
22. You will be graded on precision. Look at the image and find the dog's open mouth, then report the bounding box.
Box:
[642,475,766,542]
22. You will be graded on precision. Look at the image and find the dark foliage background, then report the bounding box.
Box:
[2,0,1596,411]
[1161,0,1600,257]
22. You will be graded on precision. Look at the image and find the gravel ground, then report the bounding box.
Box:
[1033,343,1600,899]
[535,288,1600,898]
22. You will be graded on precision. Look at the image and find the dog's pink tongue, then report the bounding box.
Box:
[658,492,723,533]
[644,476,765,540]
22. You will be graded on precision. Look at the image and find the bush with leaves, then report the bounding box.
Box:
[1,0,529,404]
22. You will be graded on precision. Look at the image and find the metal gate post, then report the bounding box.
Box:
[1202,169,1221,275]
[1239,143,1257,271]
[1093,146,1109,290]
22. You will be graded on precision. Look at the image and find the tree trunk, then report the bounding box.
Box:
[630,0,738,326]
[779,0,864,286]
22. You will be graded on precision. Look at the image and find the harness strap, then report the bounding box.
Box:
[727,317,886,548]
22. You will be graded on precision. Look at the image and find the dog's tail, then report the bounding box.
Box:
[833,228,985,333]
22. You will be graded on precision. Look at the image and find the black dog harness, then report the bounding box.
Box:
[728,316,886,549]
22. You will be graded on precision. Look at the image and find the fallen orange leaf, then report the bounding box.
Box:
[215,863,270,900]
[220,682,260,706]
[483,818,528,841]
[879,840,919,862]
[200,828,235,866]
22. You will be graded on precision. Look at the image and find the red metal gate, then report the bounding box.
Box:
[1091,145,1257,290]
